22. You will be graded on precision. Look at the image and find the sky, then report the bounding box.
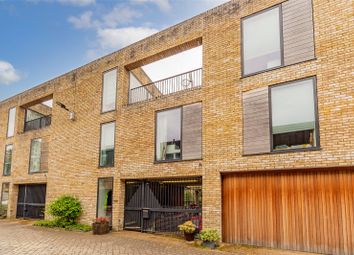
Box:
[0,0,228,101]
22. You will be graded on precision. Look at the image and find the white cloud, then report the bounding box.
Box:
[102,6,141,28]
[97,27,158,50]
[131,0,171,12]
[57,0,95,6]
[68,11,95,29]
[0,60,21,85]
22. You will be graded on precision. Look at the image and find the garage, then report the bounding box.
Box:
[222,168,354,255]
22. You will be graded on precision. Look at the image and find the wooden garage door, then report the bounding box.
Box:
[222,168,354,255]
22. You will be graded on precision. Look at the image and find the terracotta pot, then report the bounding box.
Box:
[92,222,110,235]
[184,232,195,241]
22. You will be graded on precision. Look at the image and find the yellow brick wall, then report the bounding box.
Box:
[0,0,353,235]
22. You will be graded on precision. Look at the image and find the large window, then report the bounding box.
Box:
[7,107,16,137]
[99,122,115,167]
[102,69,117,113]
[1,183,9,216]
[3,145,13,176]
[271,78,318,151]
[156,108,181,161]
[97,178,113,225]
[242,6,282,76]
[29,138,42,173]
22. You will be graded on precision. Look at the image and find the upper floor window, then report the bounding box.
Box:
[270,78,318,151]
[3,145,13,176]
[102,69,117,113]
[99,122,115,167]
[156,108,182,161]
[23,99,52,132]
[7,107,16,137]
[242,6,282,76]
[29,138,42,173]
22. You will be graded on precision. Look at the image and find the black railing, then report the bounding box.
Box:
[24,115,52,132]
[129,68,202,104]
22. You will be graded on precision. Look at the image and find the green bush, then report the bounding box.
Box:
[65,224,92,232]
[48,195,82,225]
[199,229,220,242]
[33,220,58,228]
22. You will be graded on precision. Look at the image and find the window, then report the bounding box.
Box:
[29,138,42,173]
[156,108,182,161]
[99,122,115,167]
[7,107,16,137]
[270,78,318,151]
[102,69,117,113]
[1,183,9,215]
[242,6,282,75]
[97,178,113,225]
[3,145,13,176]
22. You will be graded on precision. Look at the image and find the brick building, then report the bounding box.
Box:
[0,0,353,254]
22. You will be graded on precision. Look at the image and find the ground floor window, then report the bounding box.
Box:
[97,178,113,225]
[1,183,9,217]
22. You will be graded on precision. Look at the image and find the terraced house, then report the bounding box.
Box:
[0,0,353,254]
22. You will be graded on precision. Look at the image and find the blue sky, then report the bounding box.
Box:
[0,0,228,101]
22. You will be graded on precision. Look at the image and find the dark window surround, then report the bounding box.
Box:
[28,138,46,174]
[241,4,284,77]
[154,102,203,163]
[6,107,16,138]
[3,144,13,176]
[98,121,116,168]
[96,177,114,226]
[101,67,118,114]
[268,76,320,153]
[155,106,182,163]
[240,2,316,78]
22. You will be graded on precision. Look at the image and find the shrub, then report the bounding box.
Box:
[33,220,57,228]
[65,224,92,232]
[0,205,7,218]
[199,229,220,242]
[48,195,82,225]
[178,221,196,234]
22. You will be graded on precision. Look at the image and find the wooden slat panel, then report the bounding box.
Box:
[40,138,49,172]
[242,87,270,155]
[222,168,354,255]
[282,0,315,66]
[182,103,202,160]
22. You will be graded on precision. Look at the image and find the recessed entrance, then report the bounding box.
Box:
[124,177,202,234]
[16,184,46,219]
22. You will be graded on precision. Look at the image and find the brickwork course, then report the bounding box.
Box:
[0,0,353,253]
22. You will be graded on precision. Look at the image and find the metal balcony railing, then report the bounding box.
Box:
[129,68,202,104]
[24,115,52,132]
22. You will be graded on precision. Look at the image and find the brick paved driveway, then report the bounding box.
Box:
[0,220,314,255]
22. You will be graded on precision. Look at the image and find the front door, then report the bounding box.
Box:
[16,184,46,219]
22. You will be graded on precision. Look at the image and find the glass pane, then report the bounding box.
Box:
[29,139,42,173]
[271,78,316,150]
[156,108,181,161]
[1,183,9,209]
[97,178,113,225]
[3,145,13,176]
[7,107,16,137]
[243,7,281,75]
[100,122,115,167]
[102,69,117,112]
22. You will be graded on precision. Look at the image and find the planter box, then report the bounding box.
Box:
[184,232,195,241]
[202,241,216,249]
[92,222,110,235]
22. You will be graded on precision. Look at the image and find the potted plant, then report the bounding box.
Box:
[199,229,220,249]
[0,205,6,219]
[92,217,110,235]
[178,221,196,241]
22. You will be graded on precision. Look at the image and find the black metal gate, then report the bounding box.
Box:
[124,178,202,234]
[16,184,46,219]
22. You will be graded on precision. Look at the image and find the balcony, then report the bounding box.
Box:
[24,115,52,132]
[129,68,202,104]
